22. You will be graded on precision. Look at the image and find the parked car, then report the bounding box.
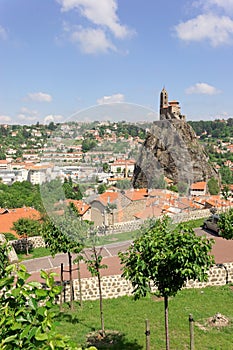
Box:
[203,214,220,233]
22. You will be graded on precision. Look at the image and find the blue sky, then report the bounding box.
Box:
[1,0,233,124]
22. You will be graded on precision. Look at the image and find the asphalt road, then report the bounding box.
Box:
[24,228,233,282]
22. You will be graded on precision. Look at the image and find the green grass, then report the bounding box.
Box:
[18,247,51,261]
[185,217,206,229]
[54,285,233,349]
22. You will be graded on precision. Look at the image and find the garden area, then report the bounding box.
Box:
[54,286,233,349]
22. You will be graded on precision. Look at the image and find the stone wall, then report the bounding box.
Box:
[61,262,233,303]
[11,235,46,252]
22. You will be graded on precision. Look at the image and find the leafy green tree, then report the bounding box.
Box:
[115,179,131,190]
[81,138,97,152]
[0,242,9,278]
[0,264,79,349]
[221,185,231,201]
[42,208,88,310]
[219,166,233,185]
[12,218,41,238]
[218,208,233,240]
[102,163,109,173]
[62,178,82,200]
[12,218,41,255]
[207,177,220,195]
[97,183,107,194]
[84,231,107,337]
[119,217,214,350]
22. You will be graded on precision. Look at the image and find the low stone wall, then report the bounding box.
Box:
[172,208,210,224]
[61,262,233,302]
[11,236,46,251]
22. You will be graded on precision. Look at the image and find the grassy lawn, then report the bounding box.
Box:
[54,285,233,350]
[18,247,51,261]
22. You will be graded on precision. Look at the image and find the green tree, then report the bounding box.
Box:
[12,218,41,238]
[0,242,9,278]
[207,177,220,195]
[219,166,233,185]
[119,217,214,350]
[12,218,41,255]
[218,208,233,240]
[102,163,109,173]
[84,231,107,337]
[221,185,231,201]
[97,183,106,194]
[115,179,131,190]
[42,208,88,310]
[0,264,79,349]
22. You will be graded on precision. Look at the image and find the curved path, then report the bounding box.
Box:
[25,228,233,282]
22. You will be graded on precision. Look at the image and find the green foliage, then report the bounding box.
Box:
[0,264,79,349]
[42,214,87,257]
[219,166,233,185]
[62,178,83,200]
[115,179,131,190]
[119,217,214,349]
[81,138,97,153]
[102,163,109,173]
[97,184,107,194]
[0,181,42,210]
[218,208,233,240]
[0,242,9,278]
[12,218,41,237]
[207,177,220,195]
[221,185,231,200]
[119,216,214,299]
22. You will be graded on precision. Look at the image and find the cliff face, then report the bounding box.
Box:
[132,120,218,189]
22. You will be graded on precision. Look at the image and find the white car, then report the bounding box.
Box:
[203,215,220,234]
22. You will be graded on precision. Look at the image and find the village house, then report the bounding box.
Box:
[190,181,207,196]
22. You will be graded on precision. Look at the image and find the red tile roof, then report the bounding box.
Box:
[0,208,41,237]
[124,188,148,201]
[190,181,207,190]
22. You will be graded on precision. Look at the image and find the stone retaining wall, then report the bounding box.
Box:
[61,262,233,302]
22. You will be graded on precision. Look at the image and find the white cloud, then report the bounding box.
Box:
[17,107,39,122]
[71,27,116,54]
[97,93,125,104]
[27,92,52,102]
[0,25,7,40]
[185,83,221,95]
[57,0,134,39]
[43,114,64,124]
[0,115,11,123]
[17,114,37,122]
[196,0,233,13]
[175,13,233,46]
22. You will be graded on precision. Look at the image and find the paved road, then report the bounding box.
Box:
[24,228,233,282]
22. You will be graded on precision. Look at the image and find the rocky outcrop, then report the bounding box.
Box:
[132,119,218,190]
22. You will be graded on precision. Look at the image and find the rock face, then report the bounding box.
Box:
[132,119,218,189]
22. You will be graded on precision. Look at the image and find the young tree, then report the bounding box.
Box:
[207,177,220,195]
[12,218,41,255]
[42,207,88,310]
[119,217,214,350]
[84,231,107,337]
[218,208,233,240]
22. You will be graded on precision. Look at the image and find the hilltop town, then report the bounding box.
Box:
[0,91,233,235]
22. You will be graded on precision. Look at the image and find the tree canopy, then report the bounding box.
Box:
[119,216,214,350]
[218,208,233,240]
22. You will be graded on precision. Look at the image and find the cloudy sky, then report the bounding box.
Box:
[1,0,233,124]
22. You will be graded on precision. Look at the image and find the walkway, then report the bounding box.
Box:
[24,229,233,283]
